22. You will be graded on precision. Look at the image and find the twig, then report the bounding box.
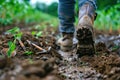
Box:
[36,47,51,54]
[18,39,26,51]
[26,40,44,51]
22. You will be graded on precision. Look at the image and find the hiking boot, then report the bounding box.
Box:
[57,33,73,52]
[76,2,97,57]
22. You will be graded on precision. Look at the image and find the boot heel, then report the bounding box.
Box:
[76,28,95,57]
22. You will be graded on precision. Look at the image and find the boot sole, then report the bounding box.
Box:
[76,27,95,57]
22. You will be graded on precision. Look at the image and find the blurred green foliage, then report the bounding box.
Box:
[95,3,120,30]
[97,0,118,10]
[36,2,58,16]
[0,0,30,25]
[24,51,33,55]
[0,0,120,30]
[0,0,58,26]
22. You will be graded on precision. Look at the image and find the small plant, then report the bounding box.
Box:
[31,31,37,36]
[7,27,20,34]
[6,27,22,57]
[7,41,16,57]
[6,27,22,40]
[36,31,43,38]
[24,51,33,55]
[111,46,120,51]
[31,31,43,38]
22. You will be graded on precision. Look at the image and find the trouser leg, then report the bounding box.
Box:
[78,0,97,9]
[58,0,76,33]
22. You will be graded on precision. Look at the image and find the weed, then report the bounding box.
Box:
[31,31,43,38]
[31,31,37,36]
[24,51,33,55]
[6,27,22,57]
[36,31,43,38]
[7,41,16,57]
[7,27,20,34]
[111,46,120,51]
[6,27,22,40]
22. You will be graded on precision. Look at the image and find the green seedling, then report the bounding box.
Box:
[112,46,119,51]
[31,31,43,38]
[15,32,22,40]
[36,31,43,38]
[24,51,33,55]
[7,27,22,40]
[6,27,22,57]
[7,27,20,34]
[31,31,37,36]
[7,41,16,57]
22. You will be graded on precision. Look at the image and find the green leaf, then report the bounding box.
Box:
[7,27,20,34]
[15,32,22,40]
[112,46,119,51]
[36,31,42,37]
[31,31,37,36]
[7,41,16,57]
[24,51,33,55]
[6,27,22,40]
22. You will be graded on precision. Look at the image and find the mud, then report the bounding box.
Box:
[0,27,120,80]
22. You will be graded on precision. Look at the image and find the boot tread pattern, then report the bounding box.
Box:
[76,27,95,57]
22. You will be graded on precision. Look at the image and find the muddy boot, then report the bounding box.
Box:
[76,2,97,57]
[57,33,73,52]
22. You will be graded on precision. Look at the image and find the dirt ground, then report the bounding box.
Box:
[0,26,120,80]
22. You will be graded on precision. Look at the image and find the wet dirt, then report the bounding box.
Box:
[0,27,120,80]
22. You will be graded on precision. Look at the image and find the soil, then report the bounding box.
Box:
[0,26,120,80]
